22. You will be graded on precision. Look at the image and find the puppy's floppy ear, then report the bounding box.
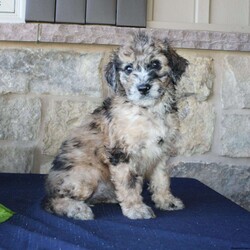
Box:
[105,58,118,92]
[163,41,189,84]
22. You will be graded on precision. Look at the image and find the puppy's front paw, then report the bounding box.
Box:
[153,194,184,211]
[122,203,156,219]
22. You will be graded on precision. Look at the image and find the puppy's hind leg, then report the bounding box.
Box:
[43,196,94,220]
[43,168,98,220]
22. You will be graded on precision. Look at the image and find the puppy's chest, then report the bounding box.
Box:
[138,118,167,156]
[113,108,170,156]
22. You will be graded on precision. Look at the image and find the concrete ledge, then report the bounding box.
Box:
[0,23,250,51]
[0,23,38,42]
[39,24,136,45]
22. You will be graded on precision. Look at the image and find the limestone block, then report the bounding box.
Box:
[222,55,250,109]
[43,99,101,155]
[0,23,38,42]
[172,55,215,156]
[0,146,34,173]
[177,96,215,155]
[221,114,250,157]
[0,73,28,94]
[0,49,32,94]
[0,49,103,97]
[0,96,41,141]
[171,162,250,211]
[177,56,214,101]
[30,51,104,97]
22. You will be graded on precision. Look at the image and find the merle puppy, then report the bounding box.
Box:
[43,32,188,220]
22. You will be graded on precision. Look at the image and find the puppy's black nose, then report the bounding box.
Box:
[137,84,151,95]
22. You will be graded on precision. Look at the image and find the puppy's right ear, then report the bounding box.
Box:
[105,59,117,92]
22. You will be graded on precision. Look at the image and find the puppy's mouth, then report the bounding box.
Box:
[138,82,165,98]
[126,82,165,107]
[139,88,164,101]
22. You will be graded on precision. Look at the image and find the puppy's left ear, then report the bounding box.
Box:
[163,42,189,84]
[105,59,117,92]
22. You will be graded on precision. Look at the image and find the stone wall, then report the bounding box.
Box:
[0,38,249,211]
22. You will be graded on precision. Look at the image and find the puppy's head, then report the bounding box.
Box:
[105,32,188,107]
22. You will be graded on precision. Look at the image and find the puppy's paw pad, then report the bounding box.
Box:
[123,204,156,220]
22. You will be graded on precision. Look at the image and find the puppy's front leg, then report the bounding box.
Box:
[150,159,184,211]
[110,163,155,219]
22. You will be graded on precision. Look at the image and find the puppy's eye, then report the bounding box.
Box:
[149,60,161,70]
[124,64,133,75]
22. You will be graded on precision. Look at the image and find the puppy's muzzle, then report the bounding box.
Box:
[137,83,151,95]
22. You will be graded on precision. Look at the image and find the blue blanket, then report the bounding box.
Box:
[0,173,249,250]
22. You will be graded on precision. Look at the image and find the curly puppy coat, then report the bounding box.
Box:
[43,33,188,220]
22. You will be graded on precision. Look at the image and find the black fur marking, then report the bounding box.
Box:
[41,197,55,213]
[92,98,111,114]
[51,155,74,171]
[128,173,138,189]
[89,121,99,130]
[93,98,113,122]
[61,140,69,149]
[102,98,113,122]
[170,100,178,113]
[105,55,122,92]
[169,203,178,209]
[148,70,159,82]
[157,137,164,146]
[108,147,130,166]
[105,55,127,96]
[105,61,116,90]
[164,47,189,84]
[71,138,84,148]
[103,98,112,110]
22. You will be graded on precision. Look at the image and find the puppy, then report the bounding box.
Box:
[43,32,188,220]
